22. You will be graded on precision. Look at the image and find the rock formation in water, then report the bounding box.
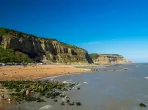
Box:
[90,53,129,64]
[0,27,93,64]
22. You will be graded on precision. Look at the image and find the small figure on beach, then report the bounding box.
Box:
[26,89,31,96]
[0,94,4,100]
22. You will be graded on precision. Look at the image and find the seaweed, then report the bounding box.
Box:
[139,103,147,107]
[0,80,82,106]
[61,102,65,106]
[76,102,82,106]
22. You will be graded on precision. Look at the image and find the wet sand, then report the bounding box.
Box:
[0,65,90,81]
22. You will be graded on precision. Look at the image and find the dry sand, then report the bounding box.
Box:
[0,65,90,81]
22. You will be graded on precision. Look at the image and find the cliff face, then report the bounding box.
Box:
[0,28,93,64]
[90,53,129,65]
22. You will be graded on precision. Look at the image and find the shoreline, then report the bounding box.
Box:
[0,63,130,81]
[0,65,91,81]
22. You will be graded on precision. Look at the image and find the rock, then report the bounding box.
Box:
[139,103,147,107]
[54,99,58,102]
[69,102,75,106]
[123,68,128,70]
[61,102,65,106]
[66,99,70,103]
[77,87,80,90]
[76,102,82,106]
[90,53,130,65]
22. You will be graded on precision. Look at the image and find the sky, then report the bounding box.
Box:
[0,0,148,63]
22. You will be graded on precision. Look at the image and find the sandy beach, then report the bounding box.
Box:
[0,65,90,81]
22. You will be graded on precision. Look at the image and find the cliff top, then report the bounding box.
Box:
[0,27,84,50]
[90,53,124,59]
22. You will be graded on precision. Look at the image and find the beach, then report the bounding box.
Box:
[0,64,148,110]
[0,65,90,81]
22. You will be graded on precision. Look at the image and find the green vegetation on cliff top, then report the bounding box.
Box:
[0,47,32,63]
[0,27,56,41]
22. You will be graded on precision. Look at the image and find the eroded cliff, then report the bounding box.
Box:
[90,53,129,65]
[0,27,93,64]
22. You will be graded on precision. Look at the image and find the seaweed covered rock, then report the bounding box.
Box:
[139,103,147,107]
[76,102,82,106]
[0,80,82,106]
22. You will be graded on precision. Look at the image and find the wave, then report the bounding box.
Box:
[72,81,88,89]
[39,105,53,110]
[63,80,72,84]
[144,77,148,79]
[83,82,88,84]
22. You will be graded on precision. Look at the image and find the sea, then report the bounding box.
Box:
[5,63,148,110]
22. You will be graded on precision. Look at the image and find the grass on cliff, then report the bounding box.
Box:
[0,27,57,41]
[0,47,32,63]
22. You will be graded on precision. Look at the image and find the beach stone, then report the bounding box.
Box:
[77,87,80,90]
[61,102,65,106]
[76,102,82,106]
[139,103,147,107]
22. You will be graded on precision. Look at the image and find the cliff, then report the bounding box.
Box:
[90,53,129,65]
[0,27,93,64]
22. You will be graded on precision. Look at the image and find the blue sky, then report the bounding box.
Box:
[0,0,148,62]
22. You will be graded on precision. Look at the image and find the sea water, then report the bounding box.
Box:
[11,63,148,110]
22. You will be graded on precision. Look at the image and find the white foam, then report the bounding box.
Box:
[72,83,81,89]
[71,82,88,89]
[39,105,53,110]
[63,80,72,84]
[83,82,88,84]
[144,77,148,79]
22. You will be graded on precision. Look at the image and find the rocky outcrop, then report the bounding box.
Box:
[0,27,93,64]
[0,36,2,44]
[90,53,129,65]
